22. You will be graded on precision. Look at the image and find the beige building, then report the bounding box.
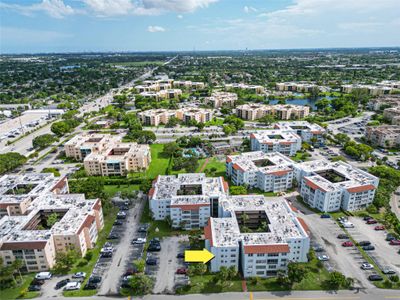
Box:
[341,81,400,96]
[366,125,400,148]
[0,174,104,272]
[138,108,213,126]
[65,133,151,176]
[140,89,182,100]
[173,80,205,89]
[276,82,320,93]
[383,107,400,125]
[225,83,265,94]
[135,80,173,93]
[236,104,310,120]
[205,92,238,108]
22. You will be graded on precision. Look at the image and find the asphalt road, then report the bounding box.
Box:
[33,289,400,300]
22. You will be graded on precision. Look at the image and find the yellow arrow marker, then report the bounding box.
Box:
[185,248,215,264]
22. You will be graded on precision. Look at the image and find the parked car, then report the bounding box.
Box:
[176,253,185,259]
[374,225,385,231]
[107,233,119,240]
[88,276,102,284]
[116,212,126,219]
[176,268,188,275]
[131,238,146,245]
[146,258,157,265]
[101,251,112,258]
[361,263,374,270]
[366,219,378,224]
[65,282,81,290]
[362,245,375,251]
[55,279,70,289]
[317,255,330,261]
[138,226,148,233]
[113,220,123,226]
[368,274,383,281]
[389,240,400,245]
[357,241,371,246]
[342,241,353,247]
[72,272,86,279]
[320,214,331,219]
[28,285,41,292]
[83,282,98,290]
[343,222,354,228]
[31,278,45,286]
[386,234,396,241]
[312,245,324,252]
[382,267,396,275]
[337,234,349,239]
[35,272,52,280]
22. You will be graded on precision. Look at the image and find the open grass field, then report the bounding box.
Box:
[107,61,165,67]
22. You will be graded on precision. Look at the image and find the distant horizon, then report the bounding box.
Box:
[1,46,400,56]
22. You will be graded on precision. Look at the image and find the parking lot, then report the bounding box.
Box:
[289,197,374,288]
[150,236,190,294]
[347,216,400,274]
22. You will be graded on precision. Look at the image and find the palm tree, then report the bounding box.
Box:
[12,259,24,282]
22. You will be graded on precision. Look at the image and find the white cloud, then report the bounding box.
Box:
[141,0,218,13]
[0,0,75,19]
[177,14,183,19]
[147,25,166,32]
[0,26,73,43]
[243,6,257,14]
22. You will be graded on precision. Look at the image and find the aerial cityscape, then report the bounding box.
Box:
[0,1,399,300]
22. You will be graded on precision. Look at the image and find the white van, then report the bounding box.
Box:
[343,222,354,228]
[65,282,81,290]
[35,272,52,280]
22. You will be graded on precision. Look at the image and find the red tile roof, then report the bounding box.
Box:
[267,170,290,176]
[204,218,213,247]
[347,184,376,193]
[304,178,326,192]
[226,157,233,163]
[0,241,48,251]
[221,177,229,192]
[148,187,155,198]
[77,214,95,234]
[244,244,290,254]
[233,163,245,172]
[297,217,310,235]
[170,203,209,210]
[250,133,256,139]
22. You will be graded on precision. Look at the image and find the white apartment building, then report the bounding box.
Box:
[138,108,213,126]
[250,130,302,156]
[341,81,400,96]
[366,125,400,148]
[135,80,173,93]
[226,151,295,192]
[205,92,238,108]
[173,80,205,89]
[0,174,104,272]
[149,173,229,230]
[383,107,400,125]
[236,104,310,121]
[205,195,310,277]
[275,82,321,93]
[295,160,379,212]
[140,89,182,100]
[274,121,326,146]
[65,133,151,176]
[225,83,265,94]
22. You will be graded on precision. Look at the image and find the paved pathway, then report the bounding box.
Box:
[198,158,210,173]
[390,188,400,221]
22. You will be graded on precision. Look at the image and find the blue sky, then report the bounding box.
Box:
[0,0,399,53]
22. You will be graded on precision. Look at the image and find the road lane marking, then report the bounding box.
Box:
[255,297,360,300]
[250,292,253,300]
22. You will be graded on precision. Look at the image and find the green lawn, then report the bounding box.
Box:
[62,289,97,297]
[146,144,171,179]
[103,184,140,197]
[196,157,226,177]
[176,274,242,294]
[205,118,225,127]
[292,151,311,162]
[0,274,37,300]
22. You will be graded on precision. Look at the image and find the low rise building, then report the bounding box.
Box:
[383,107,400,125]
[0,174,104,272]
[65,133,151,176]
[276,82,319,93]
[173,80,205,89]
[366,125,400,148]
[135,80,173,93]
[205,195,310,277]
[149,173,228,230]
[368,95,400,111]
[225,83,265,94]
[205,92,238,108]
[236,104,310,120]
[140,89,182,100]
[274,121,326,145]
[250,130,302,156]
[295,160,379,212]
[226,151,295,192]
[341,81,400,96]
[138,108,213,126]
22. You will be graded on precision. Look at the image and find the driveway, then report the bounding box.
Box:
[98,197,145,295]
[37,275,70,298]
[152,236,189,294]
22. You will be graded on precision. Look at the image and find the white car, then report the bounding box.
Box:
[132,237,146,244]
[35,272,52,280]
[72,272,86,278]
[318,255,330,261]
[361,263,374,270]
[64,282,81,291]
[342,222,354,228]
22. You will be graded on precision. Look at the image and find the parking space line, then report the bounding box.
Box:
[249,292,253,300]
[255,297,360,300]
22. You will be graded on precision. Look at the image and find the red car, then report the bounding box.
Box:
[366,219,377,224]
[389,240,400,245]
[176,268,188,275]
[342,241,353,247]
[374,225,385,230]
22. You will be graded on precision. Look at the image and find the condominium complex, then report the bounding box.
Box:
[295,160,379,212]
[205,91,238,108]
[226,152,295,192]
[341,81,400,96]
[383,107,400,125]
[149,173,228,230]
[250,130,302,156]
[205,195,310,277]
[274,121,326,145]
[275,82,320,93]
[173,80,205,89]
[140,89,182,100]
[135,79,204,93]
[0,174,104,272]
[65,133,151,176]
[368,95,400,111]
[137,108,213,126]
[366,125,400,148]
[225,83,265,94]
[236,104,310,121]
